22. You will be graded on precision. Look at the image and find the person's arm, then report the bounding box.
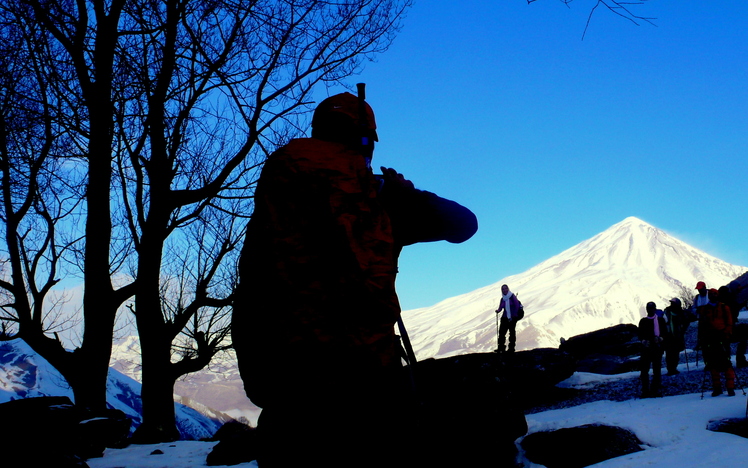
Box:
[377,167,478,246]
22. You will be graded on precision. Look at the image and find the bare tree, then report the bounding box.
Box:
[529,0,657,39]
[677,284,695,310]
[0,1,125,413]
[1,0,411,441]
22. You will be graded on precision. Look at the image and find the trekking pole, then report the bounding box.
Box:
[495,310,500,353]
[397,316,418,369]
[701,368,709,399]
[397,316,419,397]
[695,343,700,369]
[732,364,747,395]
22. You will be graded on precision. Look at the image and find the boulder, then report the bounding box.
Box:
[707,417,748,439]
[413,352,529,466]
[406,349,575,466]
[575,352,640,375]
[560,324,642,374]
[503,347,578,390]
[522,423,644,467]
[0,396,132,467]
[206,421,259,466]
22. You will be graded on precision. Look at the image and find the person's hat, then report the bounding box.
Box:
[708,288,719,296]
[695,281,707,290]
[311,92,378,140]
[670,298,681,306]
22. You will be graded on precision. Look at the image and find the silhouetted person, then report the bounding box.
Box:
[664,298,688,375]
[639,301,666,398]
[231,90,477,467]
[698,289,735,397]
[495,284,521,353]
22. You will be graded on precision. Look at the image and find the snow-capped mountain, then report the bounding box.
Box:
[401,216,747,360]
[0,339,226,439]
[110,336,262,426]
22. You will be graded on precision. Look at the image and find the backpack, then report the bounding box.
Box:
[516,301,525,320]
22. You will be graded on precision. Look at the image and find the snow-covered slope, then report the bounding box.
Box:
[401,216,747,359]
[110,336,262,426]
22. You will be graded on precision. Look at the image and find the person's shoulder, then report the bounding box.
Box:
[270,138,361,171]
[274,137,333,157]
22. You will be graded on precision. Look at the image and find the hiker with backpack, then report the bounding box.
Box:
[664,298,689,375]
[638,301,667,398]
[495,284,522,353]
[231,88,477,467]
[721,282,748,368]
[698,288,736,397]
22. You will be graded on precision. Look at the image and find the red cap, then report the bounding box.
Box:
[695,281,706,290]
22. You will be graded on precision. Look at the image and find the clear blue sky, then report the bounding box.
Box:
[321,1,748,310]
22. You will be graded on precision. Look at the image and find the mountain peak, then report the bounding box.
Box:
[619,215,647,225]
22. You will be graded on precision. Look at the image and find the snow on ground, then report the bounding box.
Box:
[524,392,747,467]
[88,371,748,468]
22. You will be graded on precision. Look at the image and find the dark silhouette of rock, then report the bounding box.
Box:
[205,420,259,466]
[413,353,527,466]
[503,347,577,389]
[707,418,748,439]
[521,423,644,467]
[560,324,641,374]
[409,349,575,466]
[0,396,131,467]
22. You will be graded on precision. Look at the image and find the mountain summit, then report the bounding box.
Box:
[401,216,746,359]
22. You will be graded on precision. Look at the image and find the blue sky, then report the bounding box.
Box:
[320,1,748,310]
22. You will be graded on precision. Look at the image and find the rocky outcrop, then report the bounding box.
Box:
[408,348,575,465]
[560,323,642,374]
[205,421,259,466]
[0,396,131,467]
[205,348,576,466]
[707,417,748,439]
[521,423,644,467]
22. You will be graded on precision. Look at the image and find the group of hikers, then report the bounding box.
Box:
[639,280,747,398]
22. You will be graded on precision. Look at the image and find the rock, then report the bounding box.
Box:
[707,418,748,439]
[413,353,529,466]
[0,396,132,466]
[560,324,639,357]
[503,347,577,389]
[205,421,259,466]
[560,324,642,374]
[575,352,640,375]
[521,423,644,468]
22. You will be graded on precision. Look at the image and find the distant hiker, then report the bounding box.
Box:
[722,282,748,368]
[691,281,710,316]
[698,288,735,397]
[231,89,478,467]
[638,301,667,398]
[664,298,688,376]
[495,284,521,353]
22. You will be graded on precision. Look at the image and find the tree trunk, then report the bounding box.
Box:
[133,335,180,443]
[132,212,181,442]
